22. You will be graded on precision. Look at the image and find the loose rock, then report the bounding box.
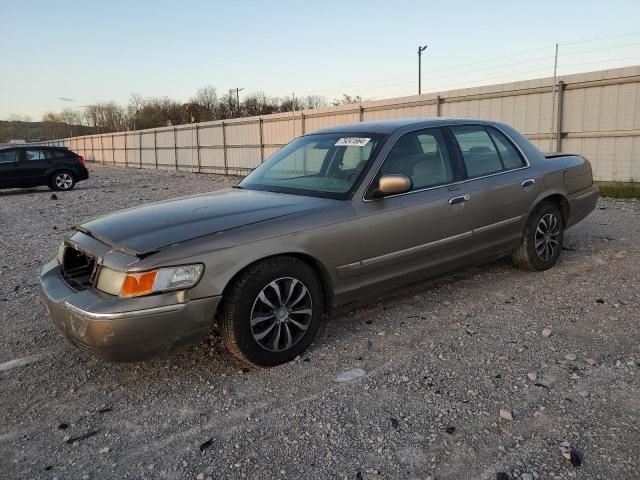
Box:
[499,409,514,421]
[335,368,366,382]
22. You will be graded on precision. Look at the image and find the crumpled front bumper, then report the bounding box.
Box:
[39,259,220,362]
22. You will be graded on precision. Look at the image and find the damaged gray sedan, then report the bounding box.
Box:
[40,118,599,366]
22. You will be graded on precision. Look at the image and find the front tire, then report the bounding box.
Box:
[50,171,76,191]
[512,202,564,271]
[219,257,324,367]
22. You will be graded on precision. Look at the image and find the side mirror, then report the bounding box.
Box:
[375,174,412,196]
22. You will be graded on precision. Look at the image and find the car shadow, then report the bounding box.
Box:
[0,185,92,197]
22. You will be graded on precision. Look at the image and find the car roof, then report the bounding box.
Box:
[0,145,68,150]
[308,117,500,135]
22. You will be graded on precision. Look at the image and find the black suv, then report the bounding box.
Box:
[0,146,89,191]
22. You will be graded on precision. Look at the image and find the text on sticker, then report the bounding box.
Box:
[335,137,371,147]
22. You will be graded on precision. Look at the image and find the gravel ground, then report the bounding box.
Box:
[1,164,639,480]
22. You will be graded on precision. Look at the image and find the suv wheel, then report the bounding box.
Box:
[50,171,76,191]
[219,257,324,367]
[512,202,565,271]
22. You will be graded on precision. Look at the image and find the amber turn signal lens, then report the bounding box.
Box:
[120,271,158,297]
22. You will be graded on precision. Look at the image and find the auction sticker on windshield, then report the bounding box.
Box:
[335,137,371,147]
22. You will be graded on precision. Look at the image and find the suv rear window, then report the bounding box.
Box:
[52,149,71,159]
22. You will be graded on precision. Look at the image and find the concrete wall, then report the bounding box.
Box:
[32,65,640,182]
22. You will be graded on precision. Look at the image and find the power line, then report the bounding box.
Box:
[368,56,639,100]
[295,32,640,97]
[315,40,640,98]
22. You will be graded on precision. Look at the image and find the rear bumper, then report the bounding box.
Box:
[567,184,599,228]
[77,167,89,181]
[40,259,220,362]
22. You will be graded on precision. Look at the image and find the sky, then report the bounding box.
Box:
[1,0,640,121]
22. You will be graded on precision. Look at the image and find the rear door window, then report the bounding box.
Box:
[0,150,18,163]
[23,149,46,161]
[450,126,503,178]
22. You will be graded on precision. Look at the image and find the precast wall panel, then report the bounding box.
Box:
[27,66,640,181]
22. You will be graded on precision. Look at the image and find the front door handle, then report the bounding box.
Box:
[448,194,470,205]
[521,178,535,188]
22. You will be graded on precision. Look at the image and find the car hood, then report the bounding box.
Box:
[77,188,328,256]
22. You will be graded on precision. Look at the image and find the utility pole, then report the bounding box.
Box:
[549,43,559,151]
[291,92,296,137]
[418,45,428,95]
[235,87,244,116]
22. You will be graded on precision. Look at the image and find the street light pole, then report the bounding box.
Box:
[417,45,428,95]
[235,87,245,116]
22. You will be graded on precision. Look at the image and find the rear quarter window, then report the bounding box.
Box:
[0,150,18,163]
[46,150,70,159]
[487,127,526,169]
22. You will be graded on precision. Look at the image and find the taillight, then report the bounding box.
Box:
[77,155,85,167]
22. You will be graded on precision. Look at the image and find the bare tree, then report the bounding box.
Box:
[332,94,363,106]
[127,94,145,129]
[243,91,279,116]
[303,95,328,109]
[193,86,218,120]
[36,86,362,136]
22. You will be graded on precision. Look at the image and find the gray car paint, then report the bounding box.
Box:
[40,118,599,361]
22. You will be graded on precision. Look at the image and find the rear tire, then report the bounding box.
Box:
[512,202,564,271]
[49,171,76,191]
[219,256,324,367]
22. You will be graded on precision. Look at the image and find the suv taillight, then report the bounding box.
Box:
[77,155,85,167]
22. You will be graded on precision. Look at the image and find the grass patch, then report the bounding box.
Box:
[596,181,640,199]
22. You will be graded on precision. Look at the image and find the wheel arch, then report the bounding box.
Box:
[220,252,335,314]
[529,191,569,225]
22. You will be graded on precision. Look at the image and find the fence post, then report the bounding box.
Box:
[101,135,105,164]
[301,112,306,135]
[91,136,94,162]
[359,105,364,122]
[111,134,115,165]
[173,126,178,171]
[124,132,128,168]
[138,131,142,168]
[436,95,442,117]
[556,80,565,153]
[259,117,264,163]
[222,121,228,175]
[195,124,201,173]
[153,129,158,169]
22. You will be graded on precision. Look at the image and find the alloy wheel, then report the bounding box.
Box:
[55,173,73,190]
[250,277,313,352]
[535,213,561,261]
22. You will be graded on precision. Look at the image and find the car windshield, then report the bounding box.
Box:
[239,133,385,199]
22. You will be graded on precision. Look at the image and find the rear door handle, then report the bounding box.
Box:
[448,194,470,205]
[521,178,535,188]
